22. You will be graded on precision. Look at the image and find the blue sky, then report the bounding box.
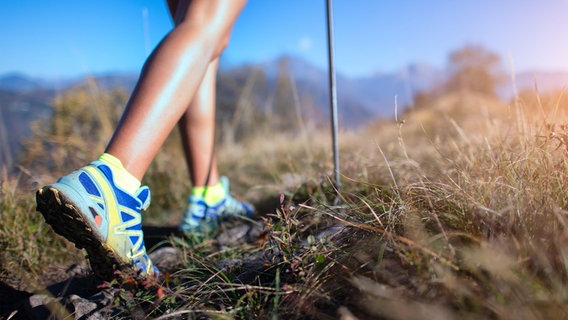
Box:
[1,0,567,79]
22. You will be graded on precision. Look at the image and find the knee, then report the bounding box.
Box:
[214,32,231,57]
[173,0,245,58]
[187,25,231,60]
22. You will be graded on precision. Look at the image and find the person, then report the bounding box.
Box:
[35,0,253,281]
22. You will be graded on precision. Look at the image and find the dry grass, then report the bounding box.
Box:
[3,86,568,318]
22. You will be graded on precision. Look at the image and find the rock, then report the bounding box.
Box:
[66,291,118,320]
[150,246,182,274]
[25,292,66,320]
[216,222,267,249]
[216,247,284,284]
[68,294,100,319]
[299,224,351,247]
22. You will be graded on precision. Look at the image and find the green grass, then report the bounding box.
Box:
[3,87,568,318]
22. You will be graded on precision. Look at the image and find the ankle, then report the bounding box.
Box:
[98,153,141,194]
[191,181,226,204]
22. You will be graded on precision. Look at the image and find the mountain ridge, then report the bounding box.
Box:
[3,56,567,118]
[3,56,568,170]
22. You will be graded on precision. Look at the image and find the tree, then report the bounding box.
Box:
[444,44,504,96]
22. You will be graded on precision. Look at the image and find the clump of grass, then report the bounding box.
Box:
[294,91,568,319]
[0,170,84,291]
[119,192,345,319]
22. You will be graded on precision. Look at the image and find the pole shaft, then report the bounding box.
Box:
[326,0,340,188]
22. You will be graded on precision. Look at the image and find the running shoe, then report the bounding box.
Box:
[36,160,158,281]
[179,176,255,233]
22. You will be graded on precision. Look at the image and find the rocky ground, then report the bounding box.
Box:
[0,222,350,319]
[0,223,269,319]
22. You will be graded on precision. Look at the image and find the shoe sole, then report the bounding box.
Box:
[36,186,139,281]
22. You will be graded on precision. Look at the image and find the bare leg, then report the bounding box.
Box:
[35,0,248,279]
[105,0,246,180]
[178,59,220,187]
[168,0,220,187]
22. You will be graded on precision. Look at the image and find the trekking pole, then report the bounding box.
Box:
[325,0,340,189]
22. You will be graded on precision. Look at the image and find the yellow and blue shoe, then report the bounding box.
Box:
[179,176,255,234]
[36,157,158,281]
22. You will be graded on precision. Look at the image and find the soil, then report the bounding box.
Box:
[0,222,276,319]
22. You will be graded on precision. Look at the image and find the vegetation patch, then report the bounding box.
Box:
[3,56,568,318]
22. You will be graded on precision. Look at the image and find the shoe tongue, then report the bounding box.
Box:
[135,186,151,210]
